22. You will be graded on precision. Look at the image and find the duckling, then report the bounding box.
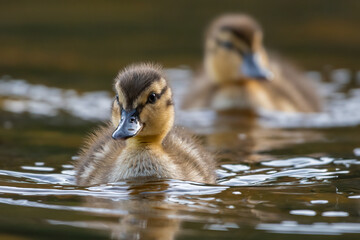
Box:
[183,14,322,113]
[75,63,216,186]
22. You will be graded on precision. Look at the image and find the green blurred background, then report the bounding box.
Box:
[1,0,359,91]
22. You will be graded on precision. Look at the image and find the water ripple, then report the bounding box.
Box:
[0,197,128,215]
[257,221,360,235]
[0,170,74,185]
[261,157,333,168]
[219,157,353,186]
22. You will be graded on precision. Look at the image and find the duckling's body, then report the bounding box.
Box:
[183,14,322,113]
[75,64,216,185]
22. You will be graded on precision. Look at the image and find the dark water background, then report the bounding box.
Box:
[1,1,360,239]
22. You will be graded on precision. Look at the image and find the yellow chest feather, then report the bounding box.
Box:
[108,147,179,182]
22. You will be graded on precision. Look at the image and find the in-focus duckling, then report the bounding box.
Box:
[183,14,322,113]
[75,63,216,185]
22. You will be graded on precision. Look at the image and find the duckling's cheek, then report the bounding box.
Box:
[208,51,241,82]
[137,104,163,136]
[139,107,149,122]
[206,39,217,53]
[138,107,151,133]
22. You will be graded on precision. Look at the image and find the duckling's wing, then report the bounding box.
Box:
[163,126,217,183]
[268,52,323,112]
[75,122,125,185]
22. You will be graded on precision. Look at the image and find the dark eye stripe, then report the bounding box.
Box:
[166,99,173,107]
[216,38,234,49]
[137,103,145,113]
[220,26,252,48]
[137,85,170,114]
[215,38,245,55]
[115,95,123,109]
[151,85,168,101]
[159,85,168,96]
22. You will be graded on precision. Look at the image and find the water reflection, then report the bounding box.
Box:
[0,153,359,238]
[80,182,181,240]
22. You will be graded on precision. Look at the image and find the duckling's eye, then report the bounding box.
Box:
[115,95,120,104]
[147,93,157,104]
[221,41,234,50]
[216,38,234,50]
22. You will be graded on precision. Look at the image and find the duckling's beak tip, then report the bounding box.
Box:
[268,71,275,80]
[260,71,274,81]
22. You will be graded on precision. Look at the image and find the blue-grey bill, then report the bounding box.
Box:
[112,109,142,140]
[241,53,274,80]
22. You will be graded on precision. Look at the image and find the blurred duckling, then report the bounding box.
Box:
[75,63,216,185]
[183,14,322,113]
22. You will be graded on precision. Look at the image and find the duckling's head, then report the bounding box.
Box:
[204,14,273,84]
[111,63,174,144]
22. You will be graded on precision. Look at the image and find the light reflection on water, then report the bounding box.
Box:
[1,67,360,129]
[257,221,360,235]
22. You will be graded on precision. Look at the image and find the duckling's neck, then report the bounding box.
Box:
[126,134,165,150]
[109,132,177,182]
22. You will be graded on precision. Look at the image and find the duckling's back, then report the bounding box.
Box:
[267,53,322,112]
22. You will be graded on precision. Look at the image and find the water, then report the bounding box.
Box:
[1,1,360,239]
[1,69,360,239]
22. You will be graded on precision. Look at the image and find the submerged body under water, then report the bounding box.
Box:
[0,68,360,239]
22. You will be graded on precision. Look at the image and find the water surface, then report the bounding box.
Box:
[1,68,360,239]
